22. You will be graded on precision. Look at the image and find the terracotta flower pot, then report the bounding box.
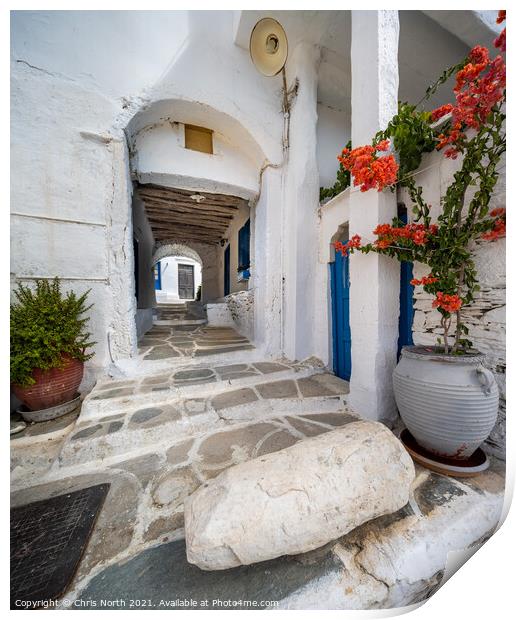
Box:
[12,355,84,412]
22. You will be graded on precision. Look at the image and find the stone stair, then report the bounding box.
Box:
[11,338,505,610]
[57,362,351,468]
[154,302,207,327]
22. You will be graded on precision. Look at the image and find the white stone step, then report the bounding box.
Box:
[153,318,207,327]
[118,347,263,378]
[57,394,351,469]
[81,364,345,421]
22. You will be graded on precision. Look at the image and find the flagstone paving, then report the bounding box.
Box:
[76,456,504,611]
[138,325,254,360]
[9,310,506,610]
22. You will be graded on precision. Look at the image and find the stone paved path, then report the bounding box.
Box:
[75,456,505,610]
[9,309,506,610]
[11,307,357,599]
[139,322,254,361]
[58,357,350,469]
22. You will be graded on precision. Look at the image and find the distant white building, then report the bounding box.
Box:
[154,255,202,303]
[10,10,505,453]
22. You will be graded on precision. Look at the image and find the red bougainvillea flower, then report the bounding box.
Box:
[375,139,390,151]
[431,103,454,122]
[372,222,437,249]
[494,10,506,51]
[481,207,506,240]
[494,29,506,51]
[338,141,398,192]
[334,234,362,256]
[433,44,506,157]
[433,292,463,313]
[412,230,427,245]
[490,207,506,217]
[482,218,506,240]
[410,275,439,286]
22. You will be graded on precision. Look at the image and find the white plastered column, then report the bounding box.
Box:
[349,11,400,425]
[253,166,283,357]
[282,41,321,361]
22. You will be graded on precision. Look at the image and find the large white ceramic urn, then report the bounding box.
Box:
[393,346,499,459]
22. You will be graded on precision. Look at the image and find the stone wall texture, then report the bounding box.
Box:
[226,290,255,342]
[398,149,506,458]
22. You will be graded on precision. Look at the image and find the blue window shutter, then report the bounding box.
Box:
[238,219,251,270]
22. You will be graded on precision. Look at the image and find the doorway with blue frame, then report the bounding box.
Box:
[330,228,352,382]
[329,208,414,382]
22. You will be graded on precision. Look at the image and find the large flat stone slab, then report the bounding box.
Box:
[184,421,415,570]
[76,539,342,609]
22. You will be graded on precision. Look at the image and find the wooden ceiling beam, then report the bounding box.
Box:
[140,195,239,216]
[145,201,233,222]
[145,210,232,228]
[138,183,247,208]
[149,218,227,234]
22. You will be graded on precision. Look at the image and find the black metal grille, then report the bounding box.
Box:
[10,484,110,608]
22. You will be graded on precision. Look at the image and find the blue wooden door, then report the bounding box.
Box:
[397,211,414,358]
[224,245,230,296]
[330,249,352,381]
[397,260,414,358]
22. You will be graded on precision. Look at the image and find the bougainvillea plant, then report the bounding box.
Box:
[335,11,506,355]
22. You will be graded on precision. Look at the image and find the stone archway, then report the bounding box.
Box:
[153,242,203,267]
[117,96,283,358]
[153,242,203,303]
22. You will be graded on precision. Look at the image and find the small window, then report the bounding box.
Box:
[184,124,213,154]
[238,218,251,271]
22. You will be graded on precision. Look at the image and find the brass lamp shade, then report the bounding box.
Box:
[249,18,288,77]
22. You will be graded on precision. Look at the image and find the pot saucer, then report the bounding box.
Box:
[400,429,489,478]
[17,393,81,423]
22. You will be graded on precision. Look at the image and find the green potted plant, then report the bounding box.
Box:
[10,278,95,418]
[335,23,506,460]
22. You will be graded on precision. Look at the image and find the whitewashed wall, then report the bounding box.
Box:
[316,104,350,190]
[398,149,506,457]
[10,10,284,384]
[134,122,259,199]
[315,190,350,368]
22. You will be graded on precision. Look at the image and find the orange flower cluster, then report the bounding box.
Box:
[490,207,506,217]
[482,218,506,241]
[431,103,454,122]
[338,140,398,192]
[410,275,439,286]
[481,207,506,241]
[433,44,506,159]
[373,222,438,249]
[432,292,463,313]
[495,10,506,52]
[334,234,362,256]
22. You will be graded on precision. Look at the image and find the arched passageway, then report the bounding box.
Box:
[152,243,203,303]
[127,98,262,344]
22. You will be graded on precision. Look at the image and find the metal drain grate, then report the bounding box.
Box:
[10,484,110,609]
